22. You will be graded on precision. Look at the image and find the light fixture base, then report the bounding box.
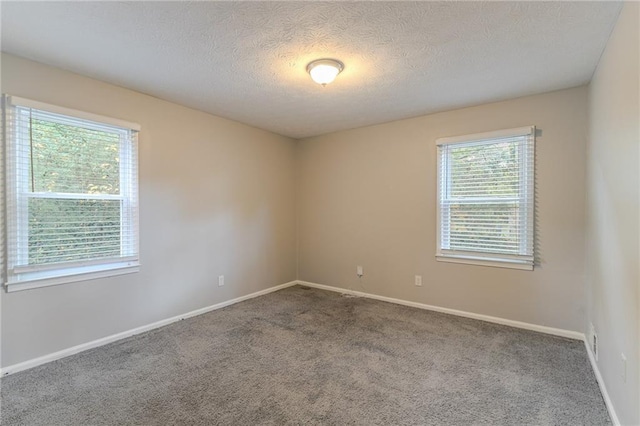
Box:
[306,58,344,86]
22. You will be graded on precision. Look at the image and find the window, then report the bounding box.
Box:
[3,96,140,291]
[436,126,535,270]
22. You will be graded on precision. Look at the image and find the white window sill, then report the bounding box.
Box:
[436,255,533,271]
[5,261,140,292]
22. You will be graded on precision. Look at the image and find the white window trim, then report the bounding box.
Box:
[6,262,140,293]
[435,126,535,271]
[7,96,141,131]
[3,95,141,292]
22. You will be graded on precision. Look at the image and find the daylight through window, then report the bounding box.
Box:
[436,126,535,270]
[4,96,140,291]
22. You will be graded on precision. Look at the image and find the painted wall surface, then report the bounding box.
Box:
[0,54,297,367]
[586,3,639,425]
[297,87,589,333]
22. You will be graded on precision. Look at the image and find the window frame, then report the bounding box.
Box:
[435,126,535,270]
[3,96,141,292]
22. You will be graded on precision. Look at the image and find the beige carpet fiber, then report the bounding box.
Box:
[1,285,609,425]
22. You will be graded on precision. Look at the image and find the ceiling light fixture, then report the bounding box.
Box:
[306,59,344,86]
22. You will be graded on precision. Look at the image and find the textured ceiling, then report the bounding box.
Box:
[1,2,622,139]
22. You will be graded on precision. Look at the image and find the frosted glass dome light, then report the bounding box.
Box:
[307,59,344,86]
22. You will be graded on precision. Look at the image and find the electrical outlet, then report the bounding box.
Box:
[356,266,363,277]
[218,275,224,287]
[415,275,422,286]
[621,353,627,383]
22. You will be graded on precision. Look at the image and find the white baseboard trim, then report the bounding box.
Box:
[0,280,298,377]
[297,280,584,340]
[584,338,620,426]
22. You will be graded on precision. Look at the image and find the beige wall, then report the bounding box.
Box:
[0,54,297,367]
[297,86,588,332]
[586,3,639,425]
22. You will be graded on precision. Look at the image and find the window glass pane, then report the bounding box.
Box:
[29,117,121,194]
[28,198,121,265]
[450,142,519,198]
[447,203,520,254]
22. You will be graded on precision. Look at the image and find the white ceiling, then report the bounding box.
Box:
[1,2,621,139]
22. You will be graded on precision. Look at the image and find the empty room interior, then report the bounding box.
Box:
[0,1,638,425]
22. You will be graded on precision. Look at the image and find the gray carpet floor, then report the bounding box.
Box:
[1,285,610,425]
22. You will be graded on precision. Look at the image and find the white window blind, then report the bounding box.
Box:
[4,96,140,291]
[436,126,535,270]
